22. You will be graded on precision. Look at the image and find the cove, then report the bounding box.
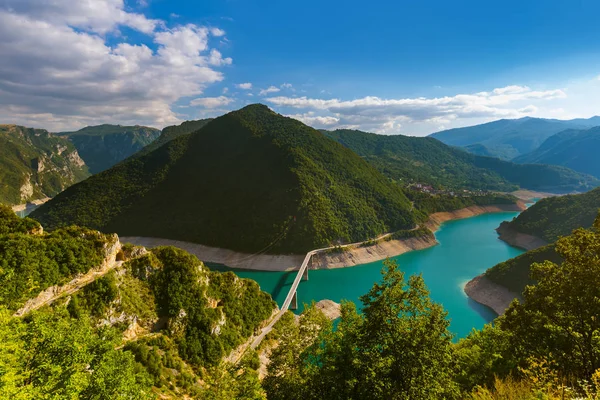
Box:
[213,212,525,339]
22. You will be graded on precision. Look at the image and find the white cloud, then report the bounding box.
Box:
[286,112,339,128]
[190,96,233,108]
[259,86,281,96]
[281,83,293,89]
[266,85,569,134]
[0,0,231,130]
[222,87,229,94]
[210,27,226,37]
[236,82,253,90]
[2,0,160,34]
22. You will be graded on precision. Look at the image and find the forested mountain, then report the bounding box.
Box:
[32,105,418,253]
[514,127,600,178]
[430,116,600,160]
[60,124,161,173]
[137,118,213,156]
[324,129,599,192]
[502,187,600,243]
[0,125,90,205]
[0,204,275,399]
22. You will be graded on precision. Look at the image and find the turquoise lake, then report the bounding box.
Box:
[214,212,525,339]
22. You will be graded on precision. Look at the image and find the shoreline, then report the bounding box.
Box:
[464,274,522,316]
[121,202,527,272]
[495,221,548,251]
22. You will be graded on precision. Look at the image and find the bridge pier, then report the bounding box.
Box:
[303,261,309,281]
[291,291,298,310]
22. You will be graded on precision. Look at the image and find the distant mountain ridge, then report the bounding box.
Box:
[430,116,600,160]
[60,124,161,173]
[323,129,599,193]
[514,126,600,178]
[0,125,90,205]
[32,105,418,253]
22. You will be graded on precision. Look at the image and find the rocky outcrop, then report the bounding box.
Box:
[464,274,521,316]
[314,300,341,320]
[496,221,548,251]
[13,234,122,317]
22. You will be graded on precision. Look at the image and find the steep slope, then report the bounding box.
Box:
[0,207,276,398]
[137,118,212,156]
[514,127,600,178]
[61,124,161,173]
[32,105,417,253]
[0,125,90,205]
[323,129,599,192]
[430,116,599,160]
[501,187,600,243]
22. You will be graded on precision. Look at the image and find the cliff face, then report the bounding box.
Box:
[0,125,90,205]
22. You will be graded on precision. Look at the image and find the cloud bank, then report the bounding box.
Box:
[0,0,231,130]
[268,85,567,134]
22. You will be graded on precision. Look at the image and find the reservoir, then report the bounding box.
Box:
[218,211,525,339]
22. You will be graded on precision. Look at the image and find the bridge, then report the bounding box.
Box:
[248,232,393,350]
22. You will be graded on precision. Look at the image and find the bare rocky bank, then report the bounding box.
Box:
[464,274,521,316]
[123,202,527,272]
[495,221,548,251]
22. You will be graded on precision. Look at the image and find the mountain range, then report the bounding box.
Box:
[59,124,161,173]
[323,129,598,192]
[431,116,600,160]
[513,126,600,178]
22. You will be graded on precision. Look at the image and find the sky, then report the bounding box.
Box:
[1,0,600,135]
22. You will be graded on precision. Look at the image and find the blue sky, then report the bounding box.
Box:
[1,0,599,135]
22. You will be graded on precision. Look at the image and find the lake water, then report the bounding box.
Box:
[213,212,524,339]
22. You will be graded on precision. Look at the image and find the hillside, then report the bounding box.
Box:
[484,244,559,294]
[0,205,276,399]
[514,127,600,178]
[323,129,599,192]
[430,116,600,160]
[502,187,600,243]
[0,125,90,205]
[32,105,417,253]
[137,118,213,156]
[60,124,161,173]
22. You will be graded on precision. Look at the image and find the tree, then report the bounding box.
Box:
[264,259,457,400]
[501,214,600,383]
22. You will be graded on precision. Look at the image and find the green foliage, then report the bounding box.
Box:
[68,273,119,318]
[150,246,276,366]
[501,218,600,383]
[507,188,600,242]
[264,259,457,400]
[324,128,598,192]
[454,324,518,392]
[484,244,560,294]
[125,334,203,398]
[60,124,161,174]
[388,226,434,241]
[33,105,417,253]
[0,307,154,399]
[138,118,213,156]
[0,204,41,235]
[405,190,518,216]
[0,219,111,310]
[0,125,90,205]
